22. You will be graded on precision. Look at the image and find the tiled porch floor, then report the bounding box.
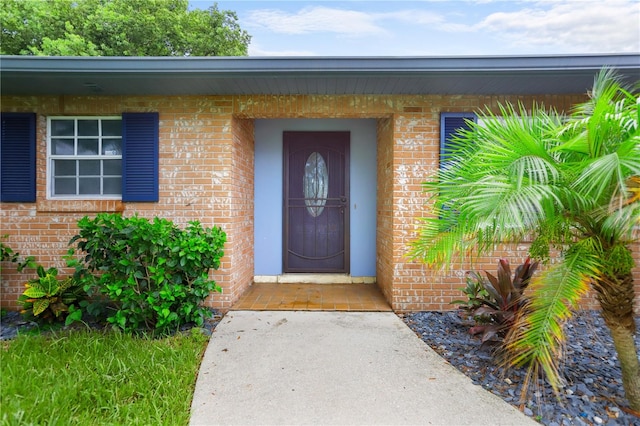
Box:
[231,283,392,311]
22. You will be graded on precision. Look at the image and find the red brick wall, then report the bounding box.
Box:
[2,93,638,314]
[0,95,241,309]
[376,116,395,304]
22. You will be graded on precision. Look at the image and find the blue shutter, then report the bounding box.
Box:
[1,113,36,202]
[122,112,159,202]
[440,112,476,168]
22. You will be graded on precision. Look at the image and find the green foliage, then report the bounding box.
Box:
[602,244,635,277]
[69,213,226,333]
[0,236,37,272]
[1,329,208,425]
[409,68,640,408]
[1,0,251,56]
[451,273,489,311]
[18,266,87,325]
[464,258,538,345]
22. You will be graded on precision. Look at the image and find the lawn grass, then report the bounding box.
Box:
[1,328,209,425]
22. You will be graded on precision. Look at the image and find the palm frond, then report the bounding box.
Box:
[412,102,570,265]
[572,152,626,202]
[409,216,475,267]
[563,67,638,160]
[600,201,640,242]
[502,242,600,396]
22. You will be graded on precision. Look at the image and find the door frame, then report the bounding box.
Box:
[282,131,350,273]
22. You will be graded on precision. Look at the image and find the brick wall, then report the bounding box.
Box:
[0,95,241,309]
[375,117,395,304]
[2,93,638,314]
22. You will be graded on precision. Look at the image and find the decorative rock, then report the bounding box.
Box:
[403,310,639,426]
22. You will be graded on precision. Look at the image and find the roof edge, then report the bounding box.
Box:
[2,53,639,74]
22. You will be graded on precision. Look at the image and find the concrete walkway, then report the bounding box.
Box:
[190,311,537,425]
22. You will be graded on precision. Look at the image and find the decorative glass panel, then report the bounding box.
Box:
[304,152,328,217]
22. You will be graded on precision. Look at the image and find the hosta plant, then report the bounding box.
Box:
[19,266,87,325]
[466,257,539,345]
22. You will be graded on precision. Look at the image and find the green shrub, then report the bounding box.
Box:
[69,213,226,333]
[451,273,490,312]
[1,236,37,272]
[18,266,87,325]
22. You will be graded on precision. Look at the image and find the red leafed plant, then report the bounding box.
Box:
[466,257,539,344]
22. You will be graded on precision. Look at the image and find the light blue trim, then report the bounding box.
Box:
[254,119,377,276]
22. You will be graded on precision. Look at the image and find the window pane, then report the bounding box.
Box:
[54,178,76,195]
[102,120,122,136]
[103,177,122,195]
[54,160,76,176]
[78,120,98,136]
[102,139,122,155]
[79,160,100,176]
[51,120,74,137]
[78,139,99,155]
[103,159,122,175]
[79,178,100,194]
[52,139,74,155]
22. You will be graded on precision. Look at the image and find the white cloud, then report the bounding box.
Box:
[246,6,387,36]
[380,10,444,26]
[476,0,640,53]
[238,1,639,56]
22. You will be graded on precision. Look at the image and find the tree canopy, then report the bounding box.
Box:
[0,0,251,56]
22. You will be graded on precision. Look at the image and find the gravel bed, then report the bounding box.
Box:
[402,310,640,426]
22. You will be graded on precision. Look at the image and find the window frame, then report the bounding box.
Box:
[46,116,123,200]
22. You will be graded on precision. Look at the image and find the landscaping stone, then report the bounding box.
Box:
[403,310,640,426]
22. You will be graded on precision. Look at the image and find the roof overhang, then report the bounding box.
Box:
[1,54,639,96]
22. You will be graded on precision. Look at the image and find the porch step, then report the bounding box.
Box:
[232,282,391,311]
[253,274,376,284]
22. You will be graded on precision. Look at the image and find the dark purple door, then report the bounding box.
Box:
[283,131,350,273]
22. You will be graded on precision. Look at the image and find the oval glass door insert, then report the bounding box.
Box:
[304,152,328,217]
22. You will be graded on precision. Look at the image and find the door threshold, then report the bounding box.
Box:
[254,274,376,284]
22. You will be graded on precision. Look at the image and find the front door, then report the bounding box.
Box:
[283,131,350,273]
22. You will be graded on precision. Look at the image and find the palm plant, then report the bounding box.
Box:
[410,68,640,410]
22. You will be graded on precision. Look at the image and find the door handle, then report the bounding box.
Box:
[340,197,347,204]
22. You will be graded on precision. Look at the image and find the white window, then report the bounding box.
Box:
[47,117,122,199]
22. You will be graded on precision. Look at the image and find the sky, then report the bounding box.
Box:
[189,0,640,57]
